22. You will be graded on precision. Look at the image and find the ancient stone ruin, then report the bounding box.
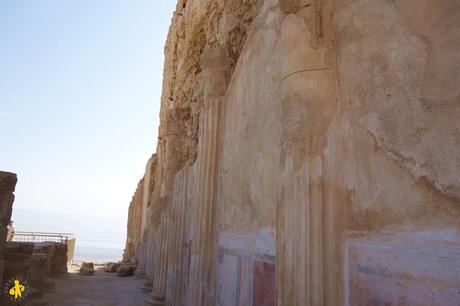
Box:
[0,171,17,288]
[124,0,460,305]
[0,172,70,305]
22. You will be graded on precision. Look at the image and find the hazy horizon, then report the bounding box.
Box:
[0,1,176,225]
[12,208,127,262]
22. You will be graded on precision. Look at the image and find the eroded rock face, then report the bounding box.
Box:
[0,171,17,288]
[123,178,144,264]
[124,1,460,305]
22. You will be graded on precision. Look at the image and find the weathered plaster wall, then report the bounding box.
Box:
[218,0,281,235]
[124,0,460,305]
[332,0,460,230]
[216,2,280,305]
[328,1,460,304]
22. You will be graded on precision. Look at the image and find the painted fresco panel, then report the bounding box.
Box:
[346,232,460,306]
[217,253,239,306]
[253,260,276,306]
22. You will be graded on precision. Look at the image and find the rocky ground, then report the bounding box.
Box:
[43,263,149,306]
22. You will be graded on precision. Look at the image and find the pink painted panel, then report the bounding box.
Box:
[253,260,276,306]
[217,253,238,306]
[346,231,460,306]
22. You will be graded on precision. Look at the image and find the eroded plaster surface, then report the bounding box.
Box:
[123,0,460,305]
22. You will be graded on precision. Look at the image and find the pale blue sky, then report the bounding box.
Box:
[0,1,176,219]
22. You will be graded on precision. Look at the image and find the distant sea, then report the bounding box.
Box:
[74,240,124,263]
[12,209,127,264]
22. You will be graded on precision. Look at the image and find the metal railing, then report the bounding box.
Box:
[12,231,76,264]
[12,231,74,243]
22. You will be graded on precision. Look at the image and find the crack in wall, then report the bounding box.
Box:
[362,125,459,204]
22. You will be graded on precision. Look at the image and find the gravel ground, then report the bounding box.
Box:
[43,264,150,306]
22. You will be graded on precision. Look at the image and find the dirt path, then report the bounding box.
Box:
[44,267,150,306]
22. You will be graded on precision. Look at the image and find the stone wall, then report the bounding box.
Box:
[123,178,144,264]
[124,0,460,305]
[1,242,68,304]
[0,171,17,289]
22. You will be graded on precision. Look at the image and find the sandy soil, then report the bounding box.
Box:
[44,265,150,306]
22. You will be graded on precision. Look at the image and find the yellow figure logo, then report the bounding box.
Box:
[8,279,25,299]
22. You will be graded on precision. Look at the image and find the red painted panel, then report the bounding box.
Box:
[253,260,276,306]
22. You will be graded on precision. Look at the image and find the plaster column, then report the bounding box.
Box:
[186,47,231,306]
[134,181,144,263]
[142,228,155,292]
[136,236,147,277]
[277,0,339,305]
[164,166,194,306]
[146,212,170,305]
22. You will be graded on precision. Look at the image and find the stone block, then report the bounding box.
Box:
[117,264,136,277]
[3,242,34,281]
[51,243,68,275]
[104,262,120,273]
[27,253,47,289]
[34,242,68,275]
[79,262,95,275]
